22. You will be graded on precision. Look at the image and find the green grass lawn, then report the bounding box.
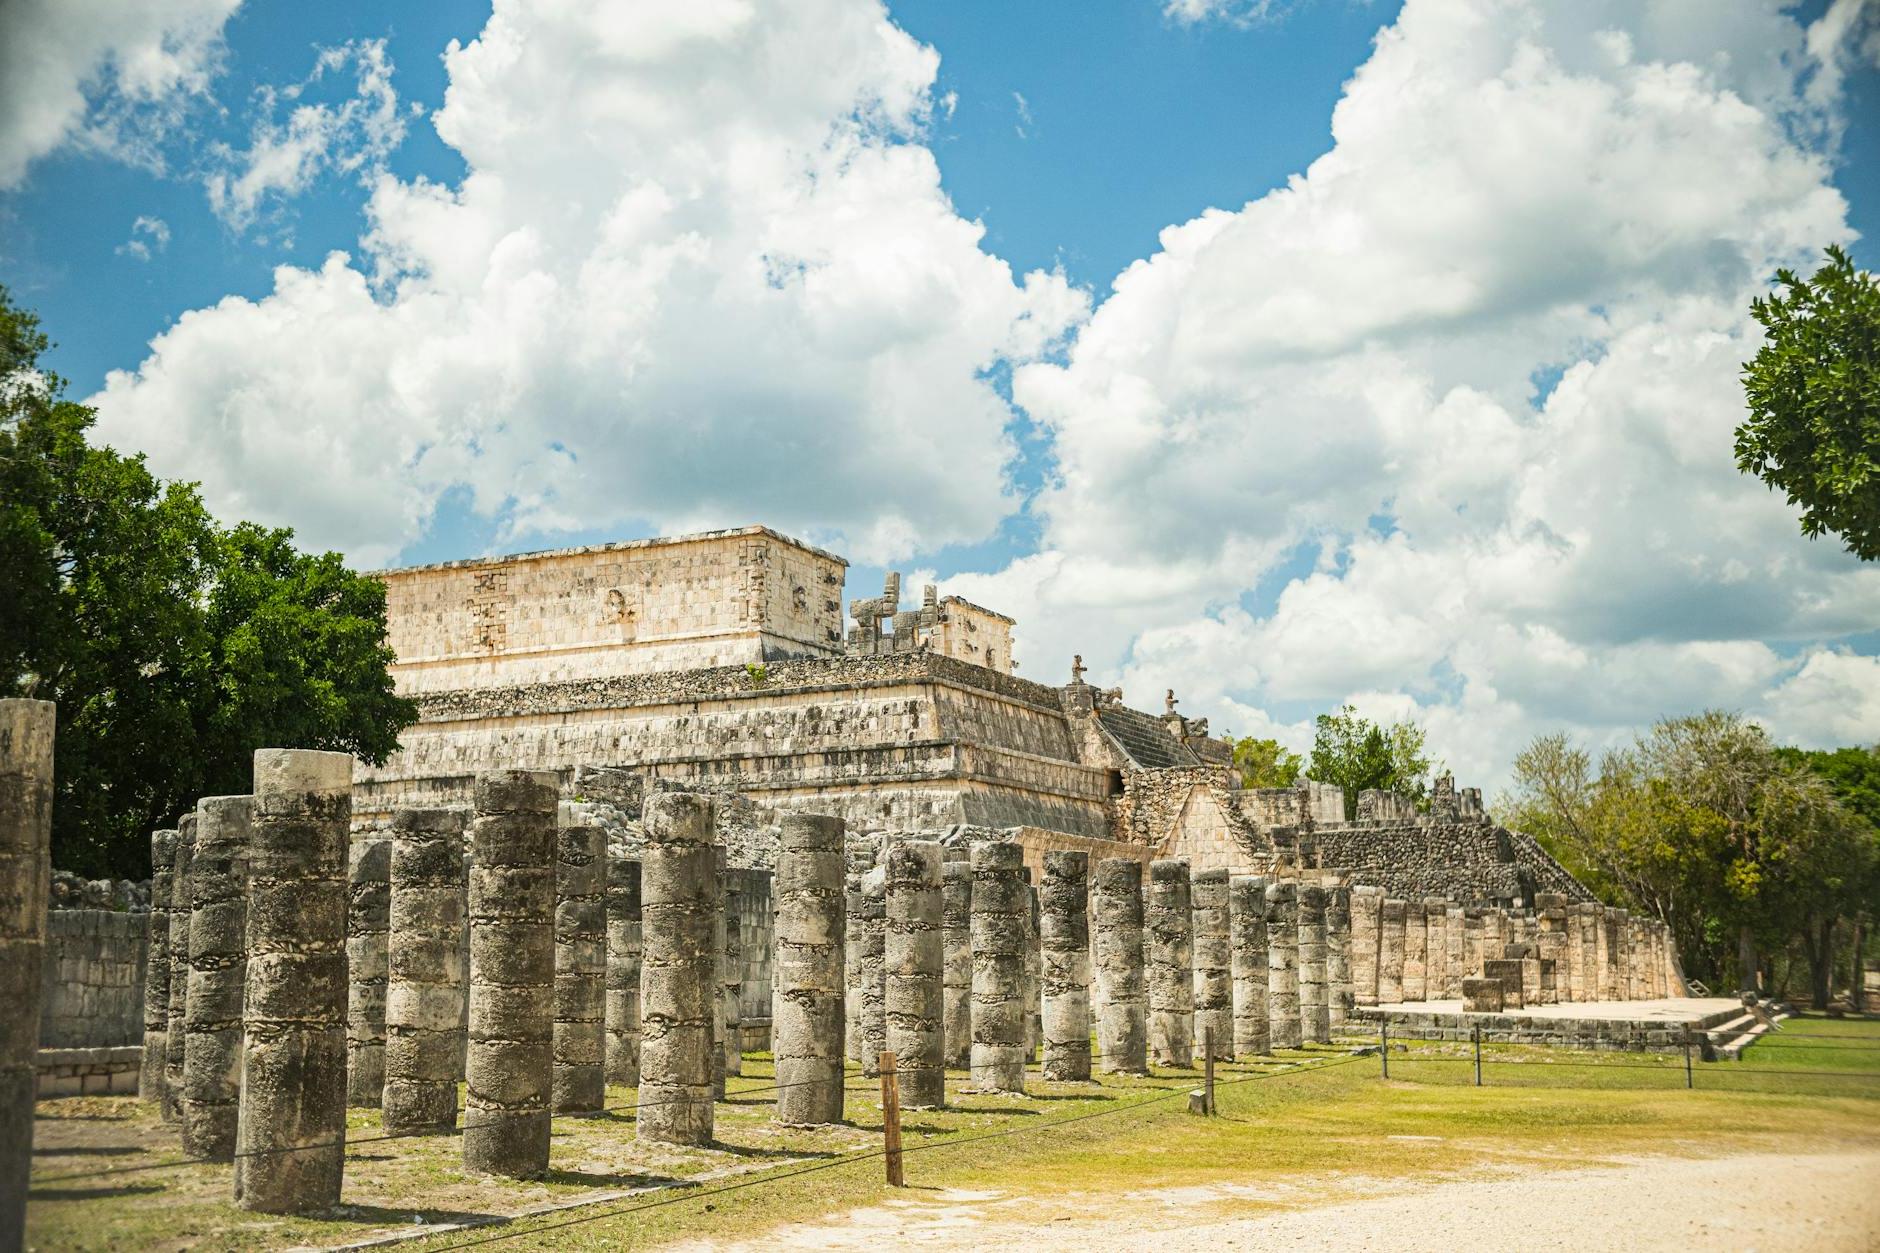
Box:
[29,1017,1880,1252]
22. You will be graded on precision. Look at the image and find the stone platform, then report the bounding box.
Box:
[1353,997,1744,1052]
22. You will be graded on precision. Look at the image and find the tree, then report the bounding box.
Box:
[1305,705,1433,820]
[1229,736,1303,789]
[0,286,416,878]
[1737,244,1880,560]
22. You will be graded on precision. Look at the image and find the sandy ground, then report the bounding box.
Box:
[670,1149,1880,1252]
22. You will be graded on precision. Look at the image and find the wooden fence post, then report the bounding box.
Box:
[880,1050,904,1187]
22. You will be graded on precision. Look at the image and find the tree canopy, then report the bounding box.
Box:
[1228,736,1303,789]
[0,287,416,878]
[1737,244,1880,560]
[1305,705,1433,820]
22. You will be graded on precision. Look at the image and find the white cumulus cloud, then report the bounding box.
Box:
[116,214,171,261]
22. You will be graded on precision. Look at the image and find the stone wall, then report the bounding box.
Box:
[1285,819,1593,906]
[40,910,147,1049]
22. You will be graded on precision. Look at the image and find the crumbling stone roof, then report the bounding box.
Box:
[1095,705,1201,769]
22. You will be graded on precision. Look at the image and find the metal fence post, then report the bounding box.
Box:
[1684,1036,1694,1089]
[1473,1024,1482,1087]
[1380,1019,1389,1079]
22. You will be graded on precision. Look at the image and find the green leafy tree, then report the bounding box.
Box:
[0,287,416,878]
[1737,245,1880,560]
[1305,705,1433,819]
[1228,736,1303,789]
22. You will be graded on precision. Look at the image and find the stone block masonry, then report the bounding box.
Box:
[164,813,195,1125]
[1461,977,1503,1014]
[554,812,606,1114]
[1092,857,1147,1074]
[1378,899,1405,1004]
[1,699,54,1251]
[604,854,643,1089]
[884,840,944,1108]
[384,807,467,1134]
[1191,868,1232,1060]
[236,749,353,1215]
[42,909,146,1051]
[773,813,846,1126]
[1422,898,1449,1003]
[969,841,1027,1093]
[720,856,742,1088]
[1483,958,1526,1010]
[1024,879,1042,1059]
[1230,876,1269,1056]
[1445,906,1465,998]
[1326,887,1352,1029]
[182,795,250,1161]
[1402,899,1427,1003]
[844,874,864,1064]
[141,828,177,1104]
[638,791,719,1146]
[464,770,558,1178]
[1040,850,1091,1082]
[941,853,972,1070]
[855,866,887,1078]
[1265,881,1300,1050]
[1297,884,1330,1046]
[1348,886,1381,1008]
[346,837,391,1108]
[1147,859,1194,1068]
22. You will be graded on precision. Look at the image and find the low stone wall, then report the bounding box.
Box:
[1354,1003,1742,1052]
[36,1046,143,1097]
[40,909,147,1049]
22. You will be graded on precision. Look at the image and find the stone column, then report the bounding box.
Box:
[885,839,944,1108]
[843,873,863,1065]
[1023,878,1042,1059]
[345,836,391,1108]
[638,791,719,1147]
[182,795,251,1160]
[554,812,606,1114]
[1191,868,1232,1060]
[1603,908,1625,1000]
[384,807,466,1134]
[463,770,557,1178]
[141,828,178,1103]
[604,854,643,1089]
[1402,900,1427,1002]
[1327,886,1352,1030]
[1297,883,1330,1045]
[1422,898,1448,1002]
[1348,886,1381,1007]
[722,866,742,1083]
[856,865,887,1077]
[1092,858,1147,1074]
[1230,876,1270,1056]
[1265,881,1300,1050]
[235,749,352,1214]
[774,814,846,1126]
[1445,906,1465,997]
[968,841,1026,1092]
[164,813,197,1124]
[1536,894,1568,1005]
[1378,899,1406,1003]
[941,851,972,1070]
[1147,859,1194,1068]
[0,699,53,1249]
[1040,851,1091,1082]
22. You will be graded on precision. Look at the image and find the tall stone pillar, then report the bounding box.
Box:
[1378,899,1406,1003]
[720,860,742,1085]
[1402,899,1427,1002]
[1536,894,1568,1005]
[235,749,352,1214]
[1092,858,1147,1074]
[968,841,1027,1092]
[1348,886,1382,1006]
[1603,908,1626,1000]
[1023,878,1042,1059]
[182,795,251,1160]
[843,872,862,1064]
[554,813,606,1114]
[1327,886,1352,1029]
[345,836,391,1108]
[774,813,846,1126]
[0,699,53,1250]
[1191,868,1232,1059]
[1230,876,1270,1055]
[638,791,719,1146]
[463,770,557,1178]
[1422,898,1448,1002]
[164,813,197,1124]
[1445,906,1465,996]
[856,865,887,1077]
[885,840,944,1108]
[141,828,178,1103]
[1265,881,1300,1050]
[1147,859,1195,1068]
[1040,851,1091,1081]
[384,807,466,1134]
[604,854,643,1089]
[1297,884,1330,1044]
[941,851,972,1070]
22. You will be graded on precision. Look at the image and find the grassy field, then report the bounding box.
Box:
[27,1015,1880,1252]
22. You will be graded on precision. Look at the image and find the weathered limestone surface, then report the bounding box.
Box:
[1326,887,1352,1029]
[1092,858,1147,1074]
[182,795,250,1160]
[554,814,606,1114]
[1536,894,1568,1005]
[1445,906,1465,997]
[1461,977,1503,1013]
[604,855,643,1089]
[941,853,972,1070]
[464,770,557,1177]
[1483,958,1526,1009]
[1378,898,1406,1003]
[774,813,846,1126]
[1402,899,1427,1002]
[856,866,887,1077]
[1230,875,1269,1056]
[1568,903,1592,1002]
[884,840,944,1108]
[236,749,352,1214]
[1023,880,1042,1058]
[346,837,392,1108]
[1348,886,1381,1007]
[384,807,466,1134]
[721,862,742,1085]
[969,841,1026,1093]
[1265,881,1300,1050]
[1422,898,1449,1002]
[638,792,719,1146]
[843,873,863,1064]
[1296,884,1329,1045]
[1191,868,1232,1060]
[1147,859,1194,1067]
[141,828,178,1103]
[0,699,54,1248]
[164,814,196,1124]
[1040,850,1091,1081]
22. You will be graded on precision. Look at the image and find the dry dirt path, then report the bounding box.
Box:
[669,1148,1880,1252]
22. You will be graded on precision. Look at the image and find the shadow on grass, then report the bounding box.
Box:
[1024,1092,1115,1103]
[319,1203,507,1227]
[542,1167,687,1189]
[29,1183,165,1202]
[709,1142,840,1162]
[32,1144,142,1157]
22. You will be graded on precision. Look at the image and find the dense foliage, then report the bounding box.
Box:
[1305,705,1434,820]
[1228,735,1303,789]
[0,288,416,878]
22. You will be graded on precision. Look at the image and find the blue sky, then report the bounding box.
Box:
[3,0,1878,779]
